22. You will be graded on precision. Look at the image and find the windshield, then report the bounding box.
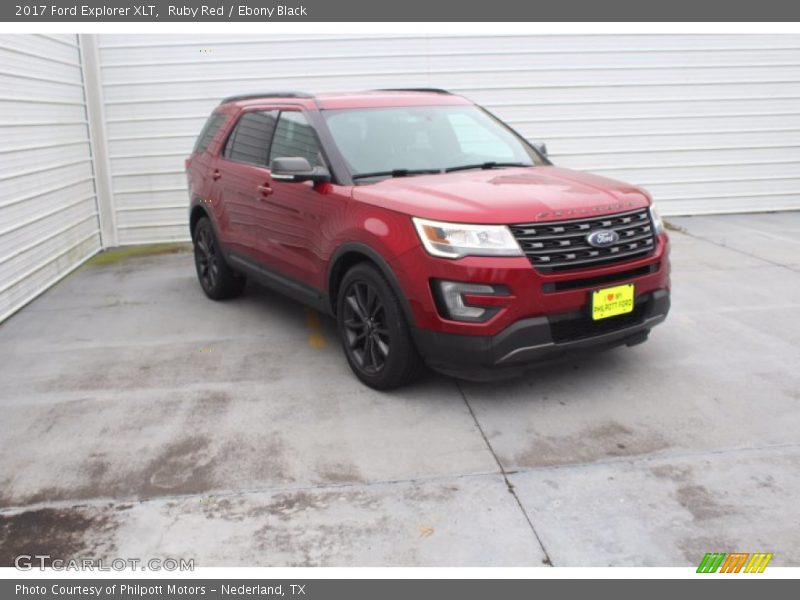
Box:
[322,105,544,181]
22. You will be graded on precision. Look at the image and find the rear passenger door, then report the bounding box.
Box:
[212,109,278,260]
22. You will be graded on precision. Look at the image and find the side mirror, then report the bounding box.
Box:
[270,156,331,183]
[531,141,548,157]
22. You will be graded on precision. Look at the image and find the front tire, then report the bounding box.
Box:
[193,217,245,300]
[337,263,426,390]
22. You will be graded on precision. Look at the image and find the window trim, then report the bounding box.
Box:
[193,112,227,155]
[216,106,334,178]
[218,107,279,168]
[268,109,328,170]
[213,103,351,185]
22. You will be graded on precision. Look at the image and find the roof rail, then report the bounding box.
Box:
[374,88,452,95]
[220,91,315,104]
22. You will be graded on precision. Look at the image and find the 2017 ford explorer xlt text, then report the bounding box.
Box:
[185,89,671,390]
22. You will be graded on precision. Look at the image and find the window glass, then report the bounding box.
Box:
[223,111,278,166]
[446,113,517,160]
[193,113,226,154]
[268,111,323,167]
[323,105,541,177]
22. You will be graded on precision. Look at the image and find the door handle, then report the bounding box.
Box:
[211,169,222,181]
[257,184,274,197]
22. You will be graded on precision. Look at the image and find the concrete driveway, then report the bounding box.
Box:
[1,212,798,567]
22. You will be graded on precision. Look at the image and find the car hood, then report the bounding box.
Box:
[351,166,651,224]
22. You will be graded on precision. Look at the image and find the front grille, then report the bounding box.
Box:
[510,208,656,272]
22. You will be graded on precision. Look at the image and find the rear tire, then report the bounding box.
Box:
[337,262,426,390]
[193,217,246,300]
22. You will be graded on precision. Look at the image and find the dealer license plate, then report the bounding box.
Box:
[591,283,635,321]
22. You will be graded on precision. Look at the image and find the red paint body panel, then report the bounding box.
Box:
[186,90,670,353]
[352,166,651,224]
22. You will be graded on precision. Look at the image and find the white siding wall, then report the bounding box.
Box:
[96,33,800,244]
[0,34,101,322]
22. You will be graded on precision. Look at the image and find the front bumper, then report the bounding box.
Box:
[413,289,670,380]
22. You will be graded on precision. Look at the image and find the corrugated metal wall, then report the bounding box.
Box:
[96,33,800,244]
[0,34,101,323]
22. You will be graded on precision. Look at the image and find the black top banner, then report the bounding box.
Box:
[5,0,800,22]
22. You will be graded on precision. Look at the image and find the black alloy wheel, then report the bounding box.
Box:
[336,262,425,389]
[194,223,219,292]
[192,217,246,300]
[342,280,391,374]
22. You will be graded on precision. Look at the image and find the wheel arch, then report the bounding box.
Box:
[189,202,209,240]
[327,242,416,326]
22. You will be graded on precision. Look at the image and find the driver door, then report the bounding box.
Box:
[255,110,332,288]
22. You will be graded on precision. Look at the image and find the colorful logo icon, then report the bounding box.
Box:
[697,552,773,573]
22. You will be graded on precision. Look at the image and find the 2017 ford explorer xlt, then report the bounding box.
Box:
[185,89,670,390]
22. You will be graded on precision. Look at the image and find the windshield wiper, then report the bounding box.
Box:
[445,161,531,173]
[352,168,442,180]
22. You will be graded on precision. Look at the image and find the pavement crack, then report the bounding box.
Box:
[454,379,554,567]
[0,469,501,516]
[506,440,800,476]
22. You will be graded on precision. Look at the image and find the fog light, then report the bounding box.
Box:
[433,280,508,322]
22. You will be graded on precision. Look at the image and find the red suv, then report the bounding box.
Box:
[185,89,670,389]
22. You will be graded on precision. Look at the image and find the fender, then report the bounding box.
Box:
[327,241,416,326]
[188,198,218,241]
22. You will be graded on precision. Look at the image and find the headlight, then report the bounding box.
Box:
[412,217,523,259]
[649,203,664,236]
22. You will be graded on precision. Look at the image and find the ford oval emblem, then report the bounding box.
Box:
[586,229,620,248]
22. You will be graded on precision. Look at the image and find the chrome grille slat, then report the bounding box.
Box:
[521,231,655,255]
[512,220,650,242]
[510,207,648,235]
[511,208,657,272]
[532,245,655,270]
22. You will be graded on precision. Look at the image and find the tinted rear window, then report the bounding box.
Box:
[223,111,278,166]
[193,113,226,154]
